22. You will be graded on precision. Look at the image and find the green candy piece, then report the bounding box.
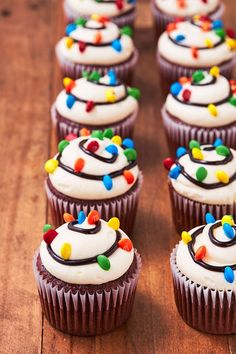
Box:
[120,25,133,37]
[124,148,137,161]
[75,18,87,26]
[196,167,208,182]
[216,145,230,157]
[91,130,104,140]
[89,71,101,82]
[58,140,70,153]
[127,87,141,100]
[82,70,89,78]
[97,255,111,271]
[43,224,53,233]
[229,97,236,106]
[103,128,114,139]
[215,28,226,39]
[192,70,205,83]
[189,139,200,150]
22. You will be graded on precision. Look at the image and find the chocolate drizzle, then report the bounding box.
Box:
[168,34,224,50]
[69,30,122,48]
[189,146,233,165]
[68,219,102,234]
[79,139,118,163]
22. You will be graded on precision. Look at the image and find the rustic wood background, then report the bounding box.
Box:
[0,0,236,353]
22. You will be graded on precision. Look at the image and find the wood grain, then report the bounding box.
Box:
[0,0,235,353]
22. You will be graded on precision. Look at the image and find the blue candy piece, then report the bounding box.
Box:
[78,210,86,224]
[111,39,122,52]
[224,266,234,283]
[108,69,117,85]
[205,212,216,224]
[176,146,187,158]
[175,34,185,42]
[66,95,76,109]
[128,0,136,3]
[103,175,113,190]
[105,144,118,155]
[66,23,77,35]
[169,166,181,180]
[122,138,134,149]
[223,223,235,239]
[213,138,223,147]
[170,82,182,96]
[212,19,223,29]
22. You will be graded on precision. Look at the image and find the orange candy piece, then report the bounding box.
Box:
[201,22,211,31]
[118,238,133,252]
[94,32,102,44]
[195,246,206,261]
[123,170,134,184]
[80,128,90,136]
[63,213,75,223]
[166,22,177,33]
[74,158,85,173]
[87,210,100,225]
[179,76,189,84]
[191,47,199,59]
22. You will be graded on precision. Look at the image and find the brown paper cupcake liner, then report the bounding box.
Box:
[161,107,236,155]
[151,1,225,38]
[55,45,139,84]
[51,104,138,142]
[170,246,236,334]
[45,173,143,236]
[33,250,141,336]
[168,183,236,234]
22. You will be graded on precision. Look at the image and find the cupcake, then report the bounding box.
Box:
[171,214,236,334]
[157,17,236,94]
[162,67,236,154]
[163,139,236,233]
[45,130,142,234]
[55,16,138,83]
[33,211,142,336]
[152,0,225,38]
[63,0,137,28]
[52,70,140,141]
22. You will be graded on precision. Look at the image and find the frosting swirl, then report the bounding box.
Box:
[56,16,135,65]
[55,71,140,125]
[158,17,236,67]
[155,0,220,17]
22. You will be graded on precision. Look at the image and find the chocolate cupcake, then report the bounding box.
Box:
[163,139,236,233]
[52,70,140,141]
[157,17,236,94]
[45,130,142,234]
[171,214,236,334]
[162,67,236,154]
[63,0,137,28]
[152,0,224,38]
[55,16,138,83]
[33,211,142,336]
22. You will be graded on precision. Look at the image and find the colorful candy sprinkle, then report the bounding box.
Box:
[66,95,76,109]
[94,32,102,44]
[118,238,133,252]
[212,19,223,29]
[43,229,58,245]
[214,28,225,40]
[122,138,134,149]
[191,47,198,59]
[213,138,223,147]
[216,145,230,157]
[111,135,122,145]
[75,18,87,26]
[108,217,120,230]
[103,128,114,139]
[195,245,206,261]
[108,69,117,85]
[91,130,103,140]
[124,148,137,161]
[163,157,175,171]
[192,70,204,83]
[209,66,220,77]
[105,89,117,103]
[43,224,53,233]
[123,170,135,184]
[176,147,186,158]
[63,213,75,223]
[189,140,200,149]
[103,175,113,190]
[208,104,218,117]
[105,144,118,155]
[181,231,192,244]
[97,255,111,271]
[74,158,85,172]
[111,39,122,52]
[170,82,182,96]
[87,140,99,152]
[80,128,90,136]
[205,212,216,224]
[222,215,234,226]
[223,223,235,239]
[192,147,204,160]
[78,41,86,53]
[175,34,185,42]
[182,89,191,102]
[229,97,236,106]
[45,159,58,173]
[204,38,213,48]
[120,25,133,37]
[169,166,181,179]
[87,210,100,225]
[66,23,76,36]
[65,37,73,48]
[65,133,77,141]
[60,243,71,260]
[89,71,101,82]
[127,87,141,100]
[196,166,208,182]
[216,170,229,184]
[224,266,234,283]
[78,210,86,224]
[86,100,95,112]
[58,140,70,153]
[226,38,236,50]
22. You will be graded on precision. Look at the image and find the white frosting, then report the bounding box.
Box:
[65,0,135,18]
[165,73,236,127]
[176,222,236,290]
[170,144,236,204]
[55,76,138,125]
[56,19,135,65]
[48,135,139,200]
[158,20,236,67]
[40,219,134,284]
[156,0,220,17]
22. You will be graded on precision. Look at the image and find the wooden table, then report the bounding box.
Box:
[1,0,236,353]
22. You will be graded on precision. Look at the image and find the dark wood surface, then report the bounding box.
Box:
[0,0,235,353]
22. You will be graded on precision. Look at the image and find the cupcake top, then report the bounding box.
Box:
[40,211,135,284]
[163,139,236,204]
[65,0,136,18]
[165,67,236,127]
[45,129,139,200]
[176,214,236,290]
[55,70,140,125]
[56,16,135,65]
[158,17,236,67]
[155,0,220,17]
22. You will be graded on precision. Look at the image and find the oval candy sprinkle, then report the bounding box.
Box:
[87,210,100,225]
[103,128,113,139]
[123,170,134,184]
[58,140,70,153]
[105,89,117,103]
[91,130,103,140]
[124,148,137,161]
[189,140,200,150]
[216,145,230,157]
[163,157,175,171]
[105,144,118,155]
[87,140,99,152]
[216,170,229,184]
[111,39,122,52]
[74,158,85,173]
[127,87,141,100]
[78,210,86,224]
[65,133,77,141]
[170,82,182,96]
[118,238,133,252]
[66,94,76,109]
[205,213,216,224]
[222,215,234,226]
[208,104,218,117]
[63,213,75,223]
[108,217,120,230]
[224,267,234,283]
[111,135,122,146]
[43,224,53,233]
[60,243,71,260]
[176,146,187,158]
[80,128,90,136]
[45,159,58,174]
[196,166,208,182]
[181,231,192,244]
[122,138,134,149]
[97,255,111,271]
[192,70,204,83]
[192,148,204,160]
[195,246,206,261]
[213,138,223,147]
[223,223,235,239]
[209,66,220,77]
[103,175,113,190]
[43,229,58,245]
[169,166,181,179]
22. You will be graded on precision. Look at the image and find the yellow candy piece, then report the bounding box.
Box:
[222,215,235,226]
[63,77,72,87]
[111,135,122,146]
[209,66,220,77]
[108,217,120,230]
[205,38,213,48]
[60,243,71,260]
[208,104,218,117]
[105,89,117,103]
[65,37,74,48]
[226,38,236,50]
[192,147,204,160]
[91,14,100,21]
[193,15,200,20]
[216,170,229,184]
[181,231,192,244]
[45,159,58,174]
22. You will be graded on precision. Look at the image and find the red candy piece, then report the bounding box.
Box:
[78,41,86,53]
[227,28,235,39]
[86,100,95,113]
[65,81,76,94]
[99,16,109,24]
[118,238,133,252]
[94,32,102,44]
[116,0,123,10]
[63,213,75,223]
[65,133,77,141]
[191,47,198,59]
[43,229,58,245]
[163,157,175,170]
[88,210,100,225]
[182,89,191,102]
[123,170,134,184]
[166,22,177,33]
[195,245,206,261]
[74,158,85,172]
[87,140,99,152]
[80,128,90,136]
